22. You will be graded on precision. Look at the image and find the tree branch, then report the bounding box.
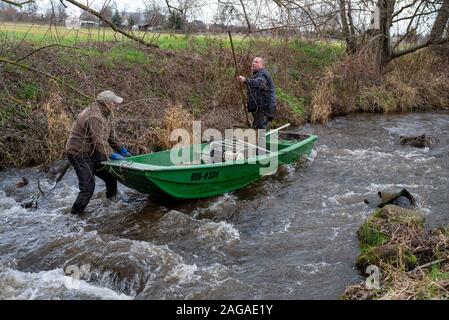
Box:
[392,37,449,60]
[239,0,252,33]
[393,10,439,23]
[15,44,82,63]
[164,0,184,15]
[393,1,424,50]
[273,0,321,34]
[64,0,159,49]
[0,56,92,100]
[393,26,418,50]
[347,0,356,37]
[429,0,449,42]
[0,0,34,8]
[393,0,421,18]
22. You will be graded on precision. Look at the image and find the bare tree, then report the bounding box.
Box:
[429,0,449,42]
[0,0,159,47]
[1,0,34,7]
[271,0,449,70]
[64,0,159,47]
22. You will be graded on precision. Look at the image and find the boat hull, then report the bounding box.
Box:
[102,135,317,199]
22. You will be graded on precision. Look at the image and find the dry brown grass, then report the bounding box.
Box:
[343,206,449,300]
[310,69,336,124]
[43,85,72,165]
[311,45,449,123]
[311,50,379,123]
[137,104,195,153]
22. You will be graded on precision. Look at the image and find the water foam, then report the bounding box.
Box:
[156,210,240,248]
[0,267,132,300]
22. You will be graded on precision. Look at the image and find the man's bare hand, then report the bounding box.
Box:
[237,76,246,84]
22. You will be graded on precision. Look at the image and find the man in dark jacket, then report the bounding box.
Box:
[238,57,276,129]
[66,90,132,215]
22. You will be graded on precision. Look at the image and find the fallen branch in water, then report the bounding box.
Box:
[37,161,71,197]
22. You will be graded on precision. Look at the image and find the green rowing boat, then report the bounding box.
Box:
[102,133,317,199]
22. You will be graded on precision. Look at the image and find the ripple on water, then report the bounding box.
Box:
[0,266,132,300]
[150,210,240,249]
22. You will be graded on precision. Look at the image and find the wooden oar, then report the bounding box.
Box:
[228,31,251,128]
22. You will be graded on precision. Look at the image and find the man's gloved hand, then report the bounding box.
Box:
[118,146,132,157]
[110,153,126,160]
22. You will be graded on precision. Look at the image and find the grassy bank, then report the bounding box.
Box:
[310,45,449,123]
[342,205,449,300]
[1,23,447,168]
[0,26,342,168]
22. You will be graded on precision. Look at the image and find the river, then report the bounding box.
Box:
[1,112,448,300]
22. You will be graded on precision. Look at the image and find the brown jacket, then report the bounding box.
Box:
[66,102,121,160]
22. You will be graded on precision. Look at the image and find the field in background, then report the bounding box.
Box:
[0,22,248,50]
[1,22,344,79]
[1,23,206,50]
[0,22,343,53]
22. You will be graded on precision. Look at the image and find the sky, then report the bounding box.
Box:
[42,0,220,23]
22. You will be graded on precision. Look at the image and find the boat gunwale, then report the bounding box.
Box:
[102,134,317,172]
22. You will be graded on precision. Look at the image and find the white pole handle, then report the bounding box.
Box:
[265,123,291,137]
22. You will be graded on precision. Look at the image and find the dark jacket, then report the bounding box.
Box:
[245,68,276,120]
[65,102,121,160]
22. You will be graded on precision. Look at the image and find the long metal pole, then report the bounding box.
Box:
[228,31,251,128]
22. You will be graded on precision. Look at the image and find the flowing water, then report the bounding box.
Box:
[1,112,449,300]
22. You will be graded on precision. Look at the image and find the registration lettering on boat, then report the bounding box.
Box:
[190,170,219,181]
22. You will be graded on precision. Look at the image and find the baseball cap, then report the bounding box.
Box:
[96,90,123,104]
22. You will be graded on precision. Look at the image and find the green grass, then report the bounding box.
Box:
[18,84,39,100]
[187,93,204,117]
[0,23,343,56]
[0,23,246,50]
[1,23,342,79]
[358,218,390,248]
[277,88,307,116]
[416,264,449,299]
[0,102,32,127]
[429,264,449,281]
[106,46,150,65]
[289,39,344,69]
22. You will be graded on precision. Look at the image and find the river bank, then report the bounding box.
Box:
[1,37,448,169]
[342,202,449,300]
[1,38,338,168]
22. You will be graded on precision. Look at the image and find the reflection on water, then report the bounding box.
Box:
[1,112,449,299]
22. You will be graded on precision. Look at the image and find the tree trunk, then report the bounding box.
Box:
[339,0,357,54]
[371,0,396,71]
[429,0,449,43]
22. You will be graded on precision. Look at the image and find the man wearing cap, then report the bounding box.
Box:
[66,90,132,215]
